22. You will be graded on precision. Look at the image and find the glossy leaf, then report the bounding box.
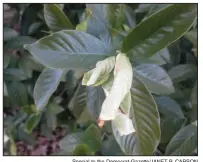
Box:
[113,77,160,155]
[160,118,185,143]
[147,48,170,65]
[28,22,42,35]
[122,4,197,60]
[72,144,94,155]
[18,59,33,78]
[78,11,112,49]
[4,36,36,50]
[45,102,64,131]
[68,84,87,119]
[60,124,101,154]
[155,96,185,119]
[4,27,19,41]
[4,68,29,81]
[44,4,74,32]
[165,124,197,155]
[188,82,197,122]
[6,81,28,107]
[24,30,110,69]
[82,56,115,86]
[24,113,42,134]
[34,68,64,111]
[168,64,197,83]
[101,135,124,155]
[123,5,136,28]
[87,86,105,120]
[4,54,10,69]
[135,64,174,95]
[82,124,102,151]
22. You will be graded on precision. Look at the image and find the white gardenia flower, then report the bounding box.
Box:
[99,53,133,121]
[112,110,135,136]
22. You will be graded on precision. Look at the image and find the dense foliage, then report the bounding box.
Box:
[3,3,197,156]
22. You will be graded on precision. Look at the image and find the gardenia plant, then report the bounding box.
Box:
[22,4,197,155]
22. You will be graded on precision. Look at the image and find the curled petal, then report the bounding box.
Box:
[112,111,135,136]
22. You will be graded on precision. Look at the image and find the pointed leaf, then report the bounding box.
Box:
[155,96,185,119]
[165,124,197,155]
[7,81,28,107]
[59,124,101,154]
[122,4,197,60]
[72,144,94,155]
[24,30,110,70]
[4,27,19,41]
[24,113,42,134]
[82,124,102,151]
[146,48,170,65]
[113,77,161,155]
[160,118,185,143]
[4,54,10,69]
[168,64,197,83]
[135,64,174,95]
[44,4,74,32]
[4,68,29,81]
[87,86,105,120]
[34,68,64,111]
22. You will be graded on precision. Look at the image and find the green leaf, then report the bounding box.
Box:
[146,48,170,65]
[7,81,28,107]
[168,64,197,83]
[106,4,125,29]
[59,132,83,155]
[122,4,197,60]
[4,36,36,51]
[160,118,185,143]
[86,86,105,120]
[44,4,74,32]
[188,82,197,122]
[82,124,102,151]
[24,113,42,134]
[4,27,19,41]
[135,64,174,95]
[9,138,17,155]
[24,30,110,70]
[34,68,64,111]
[165,123,197,155]
[59,124,101,154]
[4,54,10,69]
[82,56,115,86]
[68,84,87,119]
[22,105,38,115]
[113,77,160,155]
[123,5,136,28]
[21,54,44,72]
[155,96,185,119]
[18,59,33,78]
[185,29,197,46]
[72,144,94,155]
[28,22,42,35]
[4,68,29,81]
[79,12,112,49]
[101,135,124,155]
[44,102,64,131]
